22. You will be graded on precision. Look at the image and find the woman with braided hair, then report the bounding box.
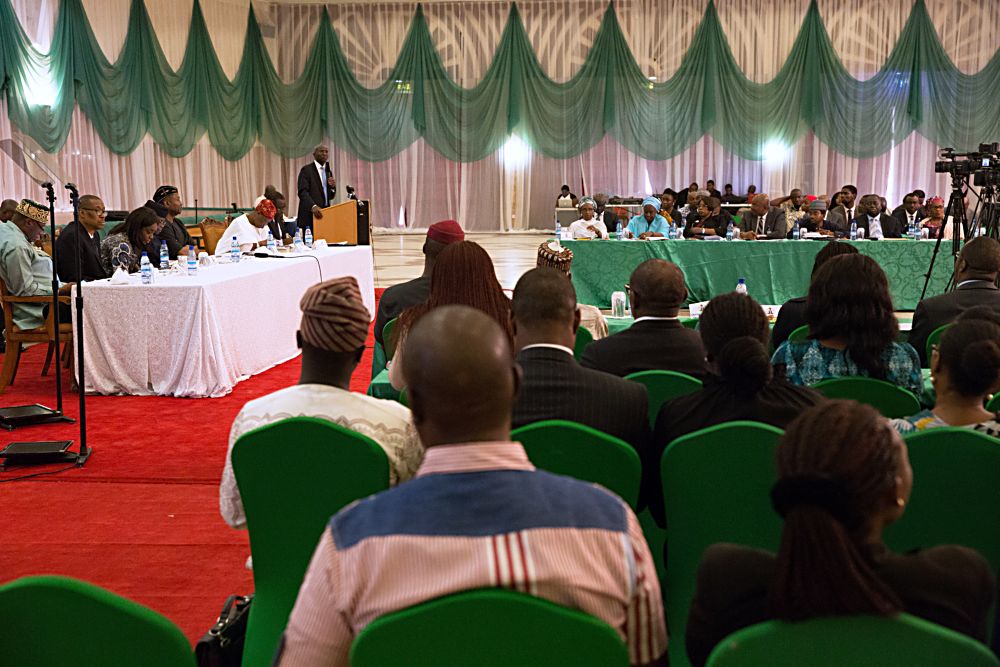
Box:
[685,401,994,666]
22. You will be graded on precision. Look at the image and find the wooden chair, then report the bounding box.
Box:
[198,217,228,255]
[0,277,72,391]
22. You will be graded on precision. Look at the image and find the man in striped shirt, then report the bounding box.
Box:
[277,305,667,666]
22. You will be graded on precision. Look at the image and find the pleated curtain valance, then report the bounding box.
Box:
[2,0,998,162]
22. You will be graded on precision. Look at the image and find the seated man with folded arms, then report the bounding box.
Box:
[219,276,423,532]
[151,185,193,258]
[276,305,667,667]
[214,198,275,256]
[536,241,607,339]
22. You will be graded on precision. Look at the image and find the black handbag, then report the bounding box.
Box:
[195,594,254,667]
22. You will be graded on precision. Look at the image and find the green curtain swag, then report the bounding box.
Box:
[1,0,997,162]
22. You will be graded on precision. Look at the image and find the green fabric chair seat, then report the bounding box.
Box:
[232,417,390,667]
[0,575,194,666]
[624,369,703,427]
[811,376,921,418]
[512,419,641,508]
[707,613,999,666]
[350,588,629,666]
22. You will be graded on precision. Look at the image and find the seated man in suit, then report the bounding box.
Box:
[856,193,902,239]
[277,305,667,666]
[511,267,650,457]
[56,194,108,283]
[738,194,786,239]
[825,184,858,234]
[152,185,193,259]
[581,259,707,379]
[264,186,293,243]
[373,220,464,347]
[891,193,923,232]
[909,236,1000,366]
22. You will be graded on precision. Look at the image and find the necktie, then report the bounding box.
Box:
[908,214,914,226]
[847,207,853,221]
[756,216,764,235]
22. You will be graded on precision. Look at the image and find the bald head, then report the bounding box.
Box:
[630,259,686,317]
[512,268,579,351]
[957,236,1000,282]
[402,305,517,446]
[749,194,770,216]
[0,199,17,222]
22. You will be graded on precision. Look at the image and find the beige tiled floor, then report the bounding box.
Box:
[371,231,549,289]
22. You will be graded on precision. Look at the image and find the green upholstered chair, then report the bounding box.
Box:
[624,370,703,427]
[660,421,784,667]
[232,417,390,667]
[382,317,399,359]
[0,575,194,666]
[924,323,951,368]
[680,317,699,329]
[512,419,641,508]
[788,324,810,343]
[707,613,999,667]
[350,589,629,666]
[987,393,1000,413]
[811,377,921,418]
[574,326,594,360]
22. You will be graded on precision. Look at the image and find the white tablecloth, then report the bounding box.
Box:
[72,247,375,397]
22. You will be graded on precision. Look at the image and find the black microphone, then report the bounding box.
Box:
[64,182,78,192]
[41,181,52,188]
[252,251,288,258]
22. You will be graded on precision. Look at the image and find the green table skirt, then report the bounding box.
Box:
[564,239,953,310]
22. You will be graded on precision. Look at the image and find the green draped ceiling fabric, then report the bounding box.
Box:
[1,0,998,162]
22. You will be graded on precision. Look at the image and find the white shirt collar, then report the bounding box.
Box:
[520,343,574,356]
[957,279,993,288]
[633,315,680,323]
[314,160,325,172]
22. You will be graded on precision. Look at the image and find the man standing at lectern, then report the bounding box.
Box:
[296,145,337,236]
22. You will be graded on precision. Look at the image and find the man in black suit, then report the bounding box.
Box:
[263,187,291,242]
[56,194,108,283]
[738,194,787,239]
[909,237,1000,366]
[705,179,722,200]
[511,268,651,459]
[891,192,924,232]
[296,145,337,235]
[152,185,193,259]
[825,184,858,233]
[581,259,707,378]
[855,194,902,239]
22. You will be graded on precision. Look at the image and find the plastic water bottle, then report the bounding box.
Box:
[735,278,747,295]
[187,244,197,276]
[615,221,623,240]
[554,221,562,240]
[140,252,152,284]
[267,230,276,253]
[159,240,169,268]
[792,219,800,240]
[230,236,241,263]
[304,228,313,248]
[294,230,304,252]
[726,222,734,241]
[849,220,858,241]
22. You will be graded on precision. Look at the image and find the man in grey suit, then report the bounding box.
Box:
[826,184,858,233]
[855,194,903,239]
[738,194,787,239]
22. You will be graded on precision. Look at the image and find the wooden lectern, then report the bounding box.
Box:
[313,199,371,245]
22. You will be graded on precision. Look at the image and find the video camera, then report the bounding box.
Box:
[935,143,1000,186]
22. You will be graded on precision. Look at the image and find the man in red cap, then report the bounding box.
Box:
[374,220,464,347]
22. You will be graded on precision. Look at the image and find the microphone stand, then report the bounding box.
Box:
[65,183,90,465]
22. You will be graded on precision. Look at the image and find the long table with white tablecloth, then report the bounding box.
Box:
[72,246,374,397]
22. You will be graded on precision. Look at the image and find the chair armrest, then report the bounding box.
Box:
[3,294,57,304]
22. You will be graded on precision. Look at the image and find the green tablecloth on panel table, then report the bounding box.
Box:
[564,239,954,310]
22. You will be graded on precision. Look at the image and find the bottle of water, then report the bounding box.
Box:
[726,222,734,241]
[735,277,747,295]
[294,229,304,252]
[792,219,800,240]
[159,240,169,268]
[554,221,562,240]
[669,221,677,239]
[615,221,623,240]
[187,244,197,276]
[304,228,313,248]
[230,236,240,263]
[140,252,152,284]
[849,220,858,240]
[267,230,276,253]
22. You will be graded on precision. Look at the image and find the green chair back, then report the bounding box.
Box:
[680,317,699,329]
[707,613,999,667]
[788,324,810,343]
[0,575,194,666]
[811,377,921,418]
[350,588,629,666]
[624,369,703,427]
[232,417,390,667]
[382,317,399,359]
[512,419,641,508]
[987,393,1000,413]
[661,421,784,667]
[925,323,951,367]
[574,326,594,360]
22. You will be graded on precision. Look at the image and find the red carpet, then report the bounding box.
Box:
[0,289,383,642]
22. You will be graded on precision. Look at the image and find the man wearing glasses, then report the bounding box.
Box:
[0,199,73,331]
[56,194,108,283]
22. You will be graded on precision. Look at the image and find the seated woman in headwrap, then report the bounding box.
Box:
[568,197,609,239]
[626,196,670,239]
[215,198,277,256]
[99,207,161,274]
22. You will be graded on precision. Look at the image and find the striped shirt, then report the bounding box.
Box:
[276,442,667,666]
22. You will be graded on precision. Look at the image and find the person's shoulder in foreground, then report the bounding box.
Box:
[275,305,667,667]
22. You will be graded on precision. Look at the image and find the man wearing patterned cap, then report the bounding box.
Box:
[152,185,193,259]
[536,241,607,340]
[220,275,423,531]
[374,220,464,347]
[214,198,277,256]
[0,199,73,331]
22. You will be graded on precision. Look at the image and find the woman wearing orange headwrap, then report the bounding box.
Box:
[214,197,277,256]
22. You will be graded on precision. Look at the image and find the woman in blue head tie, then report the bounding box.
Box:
[626,196,669,239]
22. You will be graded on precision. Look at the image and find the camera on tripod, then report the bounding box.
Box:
[935,143,1000,185]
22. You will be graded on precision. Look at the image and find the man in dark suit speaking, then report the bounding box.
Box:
[295,145,337,235]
